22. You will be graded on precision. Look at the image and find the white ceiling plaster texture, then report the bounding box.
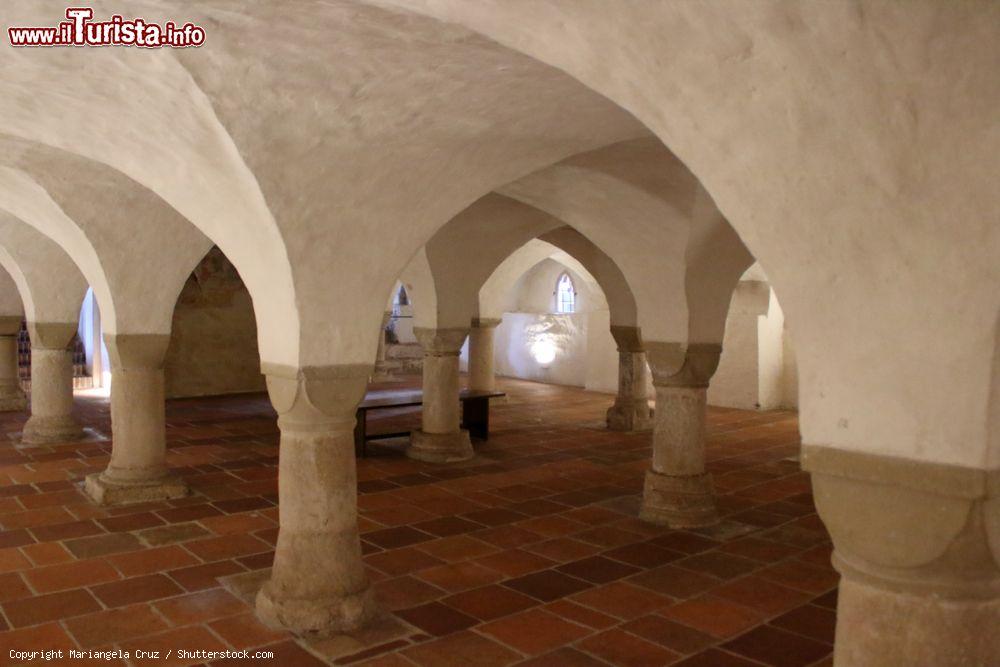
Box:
[0,2,297,366]
[0,269,23,317]
[0,1,995,468]
[164,0,649,365]
[408,193,637,333]
[0,138,213,336]
[380,0,1000,468]
[1,0,652,368]
[423,195,564,329]
[0,214,88,325]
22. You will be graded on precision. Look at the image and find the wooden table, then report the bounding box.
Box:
[354,389,505,457]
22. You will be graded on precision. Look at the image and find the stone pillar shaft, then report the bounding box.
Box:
[606,325,652,431]
[256,365,376,635]
[0,316,26,411]
[84,334,186,504]
[22,322,83,444]
[803,445,999,666]
[408,327,472,463]
[650,385,706,474]
[640,342,721,528]
[376,311,392,364]
[468,318,500,393]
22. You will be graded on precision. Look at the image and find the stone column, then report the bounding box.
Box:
[0,316,26,411]
[606,325,653,431]
[640,342,722,528]
[408,327,472,463]
[803,445,999,667]
[376,310,392,363]
[468,317,500,393]
[22,322,83,444]
[371,310,395,382]
[84,335,186,505]
[256,364,376,635]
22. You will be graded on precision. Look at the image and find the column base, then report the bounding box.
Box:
[606,401,653,432]
[407,430,474,463]
[83,471,188,506]
[0,391,27,412]
[21,414,84,445]
[639,469,719,528]
[256,579,378,636]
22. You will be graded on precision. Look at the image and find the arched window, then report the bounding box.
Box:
[394,285,409,307]
[555,273,576,313]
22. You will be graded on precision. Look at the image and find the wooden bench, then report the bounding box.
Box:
[354,389,505,457]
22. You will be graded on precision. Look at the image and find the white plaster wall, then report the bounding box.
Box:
[513,260,593,315]
[782,321,800,409]
[758,288,786,409]
[466,258,630,394]
[584,309,618,394]
[709,281,766,409]
[389,0,1000,470]
[493,312,588,386]
[708,280,798,410]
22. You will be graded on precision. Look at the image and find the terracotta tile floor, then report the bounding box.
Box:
[0,377,836,666]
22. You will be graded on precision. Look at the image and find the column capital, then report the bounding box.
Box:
[413,327,468,356]
[27,321,78,350]
[646,342,721,388]
[803,444,1000,664]
[471,317,502,330]
[803,444,1000,593]
[104,333,171,371]
[262,363,371,431]
[0,316,23,336]
[609,325,644,353]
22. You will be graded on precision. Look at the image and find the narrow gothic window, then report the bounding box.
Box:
[556,273,576,313]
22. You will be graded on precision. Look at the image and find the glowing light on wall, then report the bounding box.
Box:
[530,338,557,366]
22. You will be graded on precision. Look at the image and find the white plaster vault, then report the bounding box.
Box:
[0,1,997,660]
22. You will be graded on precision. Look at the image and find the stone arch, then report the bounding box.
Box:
[479,240,608,322]
[0,213,88,326]
[162,246,266,399]
[0,140,213,339]
[499,137,752,345]
[379,0,1000,471]
[0,267,25,319]
[538,227,637,328]
[1,1,656,370]
[397,193,641,338]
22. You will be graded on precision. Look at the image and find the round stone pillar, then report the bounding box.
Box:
[22,322,83,444]
[803,445,1000,666]
[408,327,472,463]
[84,334,186,505]
[640,342,722,528]
[256,364,377,635]
[606,325,653,431]
[0,316,27,411]
[468,317,500,392]
[376,310,392,364]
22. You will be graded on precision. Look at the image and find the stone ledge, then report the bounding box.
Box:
[801,444,998,500]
